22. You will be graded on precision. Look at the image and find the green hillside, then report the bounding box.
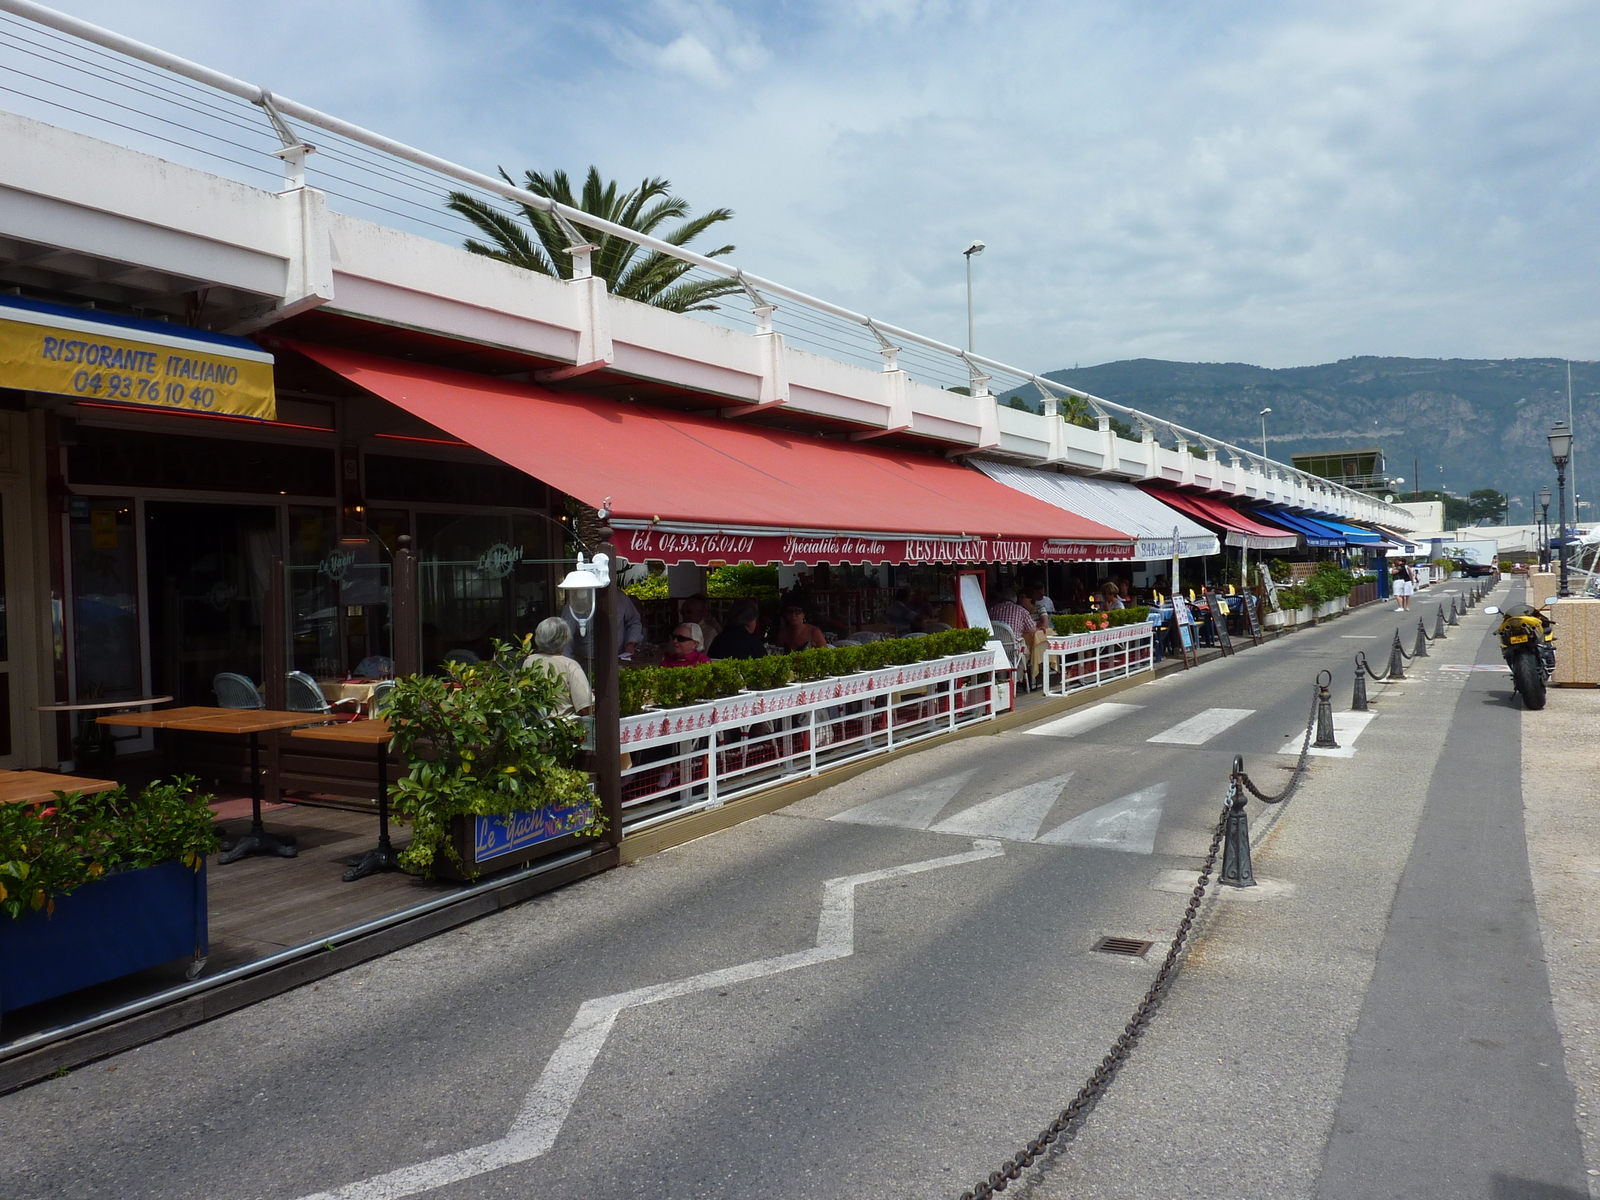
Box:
[1005,357,1599,521]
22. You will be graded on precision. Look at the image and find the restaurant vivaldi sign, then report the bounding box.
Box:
[616,525,1134,565]
[0,297,276,421]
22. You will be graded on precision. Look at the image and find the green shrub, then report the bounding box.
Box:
[623,572,668,601]
[0,777,218,920]
[387,635,601,879]
[739,655,795,692]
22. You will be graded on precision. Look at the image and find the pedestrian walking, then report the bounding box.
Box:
[1393,558,1415,611]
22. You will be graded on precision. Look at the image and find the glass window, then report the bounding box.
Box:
[417,513,551,672]
[69,498,139,700]
[69,425,335,496]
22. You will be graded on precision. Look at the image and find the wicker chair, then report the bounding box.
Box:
[213,672,265,709]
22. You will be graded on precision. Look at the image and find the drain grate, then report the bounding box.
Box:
[1093,936,1155,958]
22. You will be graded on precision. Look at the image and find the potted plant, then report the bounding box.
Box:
[386,635,606,881]
[0,777,217,1014]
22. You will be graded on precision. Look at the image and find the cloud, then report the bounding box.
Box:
[8,0,1600,374]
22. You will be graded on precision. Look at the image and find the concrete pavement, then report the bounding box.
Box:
[4,582,1595,1200]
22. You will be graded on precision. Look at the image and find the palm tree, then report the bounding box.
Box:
[446,167,741,312]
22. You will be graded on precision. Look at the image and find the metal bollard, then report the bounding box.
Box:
[1446,598,1459,625]
[1434,606,1447,639]
[1352,655,1370,711]
[1466,588,1476,609]
[1386,630,1407,679]
[1313,669,1340,748]
[1220,757,1256,889]
[1413,617,1429,658]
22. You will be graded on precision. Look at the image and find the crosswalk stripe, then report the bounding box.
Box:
[828,770,977,830]
[1024,702,1143,739]
[1147,707,1254,746]
[1035,783,1167,854]
[1277,711,1376,759]
[929,772,1074,842]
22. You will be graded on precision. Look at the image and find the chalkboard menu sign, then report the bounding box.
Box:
[1242,593,1264,643]
[1206,590,1235,655]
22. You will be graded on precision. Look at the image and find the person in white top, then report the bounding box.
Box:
[524,617,594,715]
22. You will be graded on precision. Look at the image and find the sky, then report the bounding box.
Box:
[9,0,1600,373]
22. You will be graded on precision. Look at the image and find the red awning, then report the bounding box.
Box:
[293,343,1134,565]
[1143,489,1299,551]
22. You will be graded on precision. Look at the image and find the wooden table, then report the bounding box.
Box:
[0,769,119,805]
[316,679,382,718]
[38,696,173,770]
[291,719,398,882]
[100,708,338,864]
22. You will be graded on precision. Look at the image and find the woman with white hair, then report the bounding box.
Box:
[524,616,594,715]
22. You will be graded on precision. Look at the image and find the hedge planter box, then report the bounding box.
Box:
[0,860,207,1015]
[440,801,596,881]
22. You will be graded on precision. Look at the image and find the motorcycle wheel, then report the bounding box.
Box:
[1511,652,1547,710]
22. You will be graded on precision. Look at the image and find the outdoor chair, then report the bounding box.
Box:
[285,671,362,720]
[442,648,480,665]
[370,679,397,715]
[213,672,265,709]
[923,621,953,633]
[990,621,1032,694]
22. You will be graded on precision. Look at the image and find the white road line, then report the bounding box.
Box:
[293,841,1006,1200]
[1035,783,1167,853]
[1023,702,1143,739]
[1277,711,1377,758]
[1147,708,1255,746]
[929,772,1074,842]
[827,769,977,829]
[1340,635,1380,639]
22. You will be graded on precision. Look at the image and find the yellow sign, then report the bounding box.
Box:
[0,303,276,420]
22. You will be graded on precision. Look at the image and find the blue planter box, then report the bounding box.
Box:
[0,860,208,1013]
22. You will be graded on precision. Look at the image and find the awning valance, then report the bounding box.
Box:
[1305,515,1383,545]
[0,294,275,420]
[974,461,1219,558]
[1143,489,1299,551]
[293,343,1135,565]
[1252,508,1346,548]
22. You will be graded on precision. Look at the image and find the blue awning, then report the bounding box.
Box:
[1251,508,1345,548]
[1307,516,1384,545]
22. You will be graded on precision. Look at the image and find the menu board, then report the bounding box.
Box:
[1206,590,1235,654]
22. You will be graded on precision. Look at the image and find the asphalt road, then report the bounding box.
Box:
[3,584,1586,1200]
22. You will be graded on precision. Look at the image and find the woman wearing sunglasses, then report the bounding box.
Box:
[661,623,712,668]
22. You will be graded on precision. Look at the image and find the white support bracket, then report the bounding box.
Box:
[722,272,790,417]
[850,320,911,441]
[534,272,613,382]
[946,355,1000,456]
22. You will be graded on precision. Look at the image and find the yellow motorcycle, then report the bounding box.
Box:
[1482,603,1555,710]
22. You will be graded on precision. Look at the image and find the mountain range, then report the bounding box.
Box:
[1004,358,1598,523]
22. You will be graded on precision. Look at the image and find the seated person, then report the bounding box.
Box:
[1098,582,1126,611]
[680,594,721,649]
[522,617,594,715]
[661,622,713,668]
[884,587,923,636]
[708,599,767,660]
[988,590,1041,636]
[775,602,828,652]
[1026,582,1056,621]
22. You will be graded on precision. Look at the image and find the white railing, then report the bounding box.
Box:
[1042,625,1156,697]
[617,651,999,834]
[0,0,1409,517]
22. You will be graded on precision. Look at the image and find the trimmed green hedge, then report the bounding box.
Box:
[619,627,991,716]
[1050,606,1152,635]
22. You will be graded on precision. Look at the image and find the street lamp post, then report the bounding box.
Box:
[1258,407,1272,463]
[1550,421,1574,597]
[963,240,985,353]
[1539,485,1552,570]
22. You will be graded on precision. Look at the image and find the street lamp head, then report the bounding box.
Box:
[1549,420,1574,466]
[1259,407,1272,417]
[963,240,985,258]
[1540,485,1552,508]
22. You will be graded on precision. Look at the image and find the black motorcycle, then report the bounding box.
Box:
[1483,603,1555,710]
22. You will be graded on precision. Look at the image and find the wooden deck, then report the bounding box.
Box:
[0,802,458,1044]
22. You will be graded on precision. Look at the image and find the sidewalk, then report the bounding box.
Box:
[1015,582,1597,1199]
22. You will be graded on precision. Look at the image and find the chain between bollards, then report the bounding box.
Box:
[955,682,1323,1200]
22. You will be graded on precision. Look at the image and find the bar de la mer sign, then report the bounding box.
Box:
[0,296,275,421]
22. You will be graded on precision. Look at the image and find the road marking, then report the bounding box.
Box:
[1024,702,1143,739]
[1439,664,1511,673]
[1147,708,1254,746]
[1277,711,1377,758]
[1340,635,1380,639]
[828,769,977,829]
[930,772,1074,841]
[1036,783,1166,853]
[293,841,1005,1200]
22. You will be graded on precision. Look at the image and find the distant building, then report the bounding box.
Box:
[1291,449,1391,496]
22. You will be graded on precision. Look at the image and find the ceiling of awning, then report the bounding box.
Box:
[291,342,1133,556]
